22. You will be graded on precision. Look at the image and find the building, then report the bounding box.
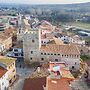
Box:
[41,33,54,45]
[0,66,9,90]
[0,56,16,86]
[23,28,80,70]
[23,61,74,90]
[69,35,85,47]
[0,33,12,51]
[6,48,23,58]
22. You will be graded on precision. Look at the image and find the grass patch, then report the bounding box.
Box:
[80,55,90,61]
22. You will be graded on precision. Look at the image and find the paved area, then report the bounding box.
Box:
[71,77,90,90]
[9,57,35,90]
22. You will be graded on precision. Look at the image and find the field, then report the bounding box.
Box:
[68,22,90,31]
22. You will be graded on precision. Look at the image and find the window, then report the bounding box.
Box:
[30,58,32,60]
[41,53,43,55]
[32,40,35,43]
[14,75,15,78]
[13,63,14,65]
[72,66,74,69]
[41,58,44,61]
[62,55,63,57]
[77,55,79,58]
[75,62,76,65]
[51,53,53,55]
[2,82,4,85]
[44,53,46,55]
[58,54,60,55]
[4,87,7,90]
[54,54,56,55]
[14,49,18,52]
[41,41,43,43]
[9,80,12,84]
[31,51,33,54]
[55,59,58,62]
[13,69,15,72]
[48,53,50,55]
[14,53,18,56]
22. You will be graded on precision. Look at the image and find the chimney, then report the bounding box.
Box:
[37,67,40,73]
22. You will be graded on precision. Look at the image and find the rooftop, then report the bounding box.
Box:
[23,77,46,90]
[30,68,49,78]
[0,66,7,78]
[41,33,54,39]
[47,78,71,90]
[0,33,11,42]
[40,44,80,55]
[4,27,15,36]
[0,56,16,66]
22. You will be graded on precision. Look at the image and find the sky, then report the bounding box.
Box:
[0,0,90,4]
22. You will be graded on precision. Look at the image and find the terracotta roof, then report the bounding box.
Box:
[47,78,71,90]
[4,27,15,36]
[41,33,54,39]
[0,66,7,78]
[0,33,10,42]
[49,61,74,80]
[23,77,46,90]
[40,44,80,55]
[60,68,74,80]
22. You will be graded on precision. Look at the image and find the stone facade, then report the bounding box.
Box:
[23,28,80,70]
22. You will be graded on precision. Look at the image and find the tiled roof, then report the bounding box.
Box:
[0,66,7,78]
[47,78,71,90]
[23,77,46,90]
[4,27,15,36]
[41,33,54,39]
[0,33,11,42]
[30,68,49,78]
[40,44,80,55]
[0,56,16,66]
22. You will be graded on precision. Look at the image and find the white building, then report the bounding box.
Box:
[69,35,85,46]
[0,56,16,86]
[0,44,5,53]
[0,66,9,90]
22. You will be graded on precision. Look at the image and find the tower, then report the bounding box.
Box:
[23,28,41,64]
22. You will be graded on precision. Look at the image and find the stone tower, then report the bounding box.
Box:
[23,28,41,64]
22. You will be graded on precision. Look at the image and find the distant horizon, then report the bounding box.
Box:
[0,0,90,5]
[0,2,90,5]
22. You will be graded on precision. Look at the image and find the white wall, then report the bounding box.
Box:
[0,72,9,90]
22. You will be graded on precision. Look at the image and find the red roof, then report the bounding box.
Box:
[0,66,7,78]
[47,78,71,90]
[23,77,46,90]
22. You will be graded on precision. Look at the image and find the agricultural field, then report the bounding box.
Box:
[69,22,90,31]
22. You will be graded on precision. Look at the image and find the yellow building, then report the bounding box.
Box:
[0,56,16,86]
[0,33,12,50]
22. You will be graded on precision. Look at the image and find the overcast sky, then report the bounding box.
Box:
[0,0,90,4]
